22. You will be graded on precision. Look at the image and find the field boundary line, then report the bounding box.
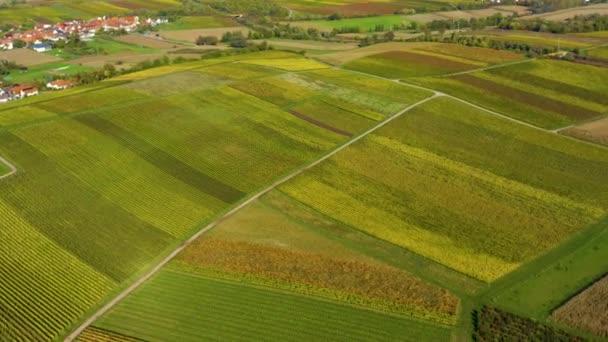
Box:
[63,93,440,342]
[0,156,17,180]
[432,57,536,78]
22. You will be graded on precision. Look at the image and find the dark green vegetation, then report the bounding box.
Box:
[92,270,453,342]
[474,306,584,341]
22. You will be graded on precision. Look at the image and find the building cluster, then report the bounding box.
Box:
[0,84,39,103]
[0,80,75,103]
[0,16,168,50]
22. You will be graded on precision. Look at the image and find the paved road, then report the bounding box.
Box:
[0,156,17,180]
[63,93,440,342]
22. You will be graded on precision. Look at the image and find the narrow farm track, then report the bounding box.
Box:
[434,58,537,78]
[0,156,17,180]
[63,93,440,342]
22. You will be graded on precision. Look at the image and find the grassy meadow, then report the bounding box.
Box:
[91,270,453,342]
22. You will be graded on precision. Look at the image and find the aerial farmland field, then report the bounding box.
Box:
[342,43,523,78]
[2,0,608,340]
[410,59,608,129]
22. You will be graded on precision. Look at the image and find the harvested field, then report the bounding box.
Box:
[406,6,529,23]
[159,27,250,43]
[562,116,608,146]
[552,275,608,338]
[114,34,187,49]
[525,3,608,21]
[68,52,167,69]
[315,42,437,65]
[0,48,61,66]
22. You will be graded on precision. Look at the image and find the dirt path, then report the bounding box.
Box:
[63,93,440,342]
[0,156,17,180]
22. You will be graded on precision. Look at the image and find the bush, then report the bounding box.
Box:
[196,35,218,46]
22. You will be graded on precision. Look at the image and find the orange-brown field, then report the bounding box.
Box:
[552,275,608,338]
[562,117,608,146]
[159,27,250,42]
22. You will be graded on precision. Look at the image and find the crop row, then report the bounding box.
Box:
[279,97,608,281]
[93,270,452,341]
[172,236,459,323]
[0,199,115,341]
[411,60,608,129]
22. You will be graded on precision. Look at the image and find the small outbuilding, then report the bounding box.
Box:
[31,43,52,52]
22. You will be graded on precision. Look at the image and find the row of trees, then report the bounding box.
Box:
[500,14,608,33]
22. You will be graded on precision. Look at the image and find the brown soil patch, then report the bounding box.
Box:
[313,2,407,16]
[0,49,62,66]
[289,110,352,136]
[314,41,437,65]
[525,3,608,21]
[115,34,187,49]
[453,73,600,120]
[552,275,608,337]
[562,117,608,146]
[407,6,529,23]
[160,27,250,42]
[69,52,166,70]
[480,28,608,45]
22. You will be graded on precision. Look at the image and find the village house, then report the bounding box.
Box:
[10,85,39,99]
[46,80,74,90]
[0,39,12,50]
[103,16,139,32]
[31,43,52,52]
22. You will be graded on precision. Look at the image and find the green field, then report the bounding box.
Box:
[45,36,160,60]
[587,46,608,59]
[485,217,608,320]
[0,158,10,176]
[1,62,93,84]
[294,15,409,32]
[410,59,608,129]
[277,0,471,16]
[280,96,608,282]
[0,52,444,341]
[91,270,453,341]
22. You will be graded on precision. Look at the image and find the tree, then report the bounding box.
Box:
[384,31,395,41]
[12,39,26,48]
[196,35,218,45]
